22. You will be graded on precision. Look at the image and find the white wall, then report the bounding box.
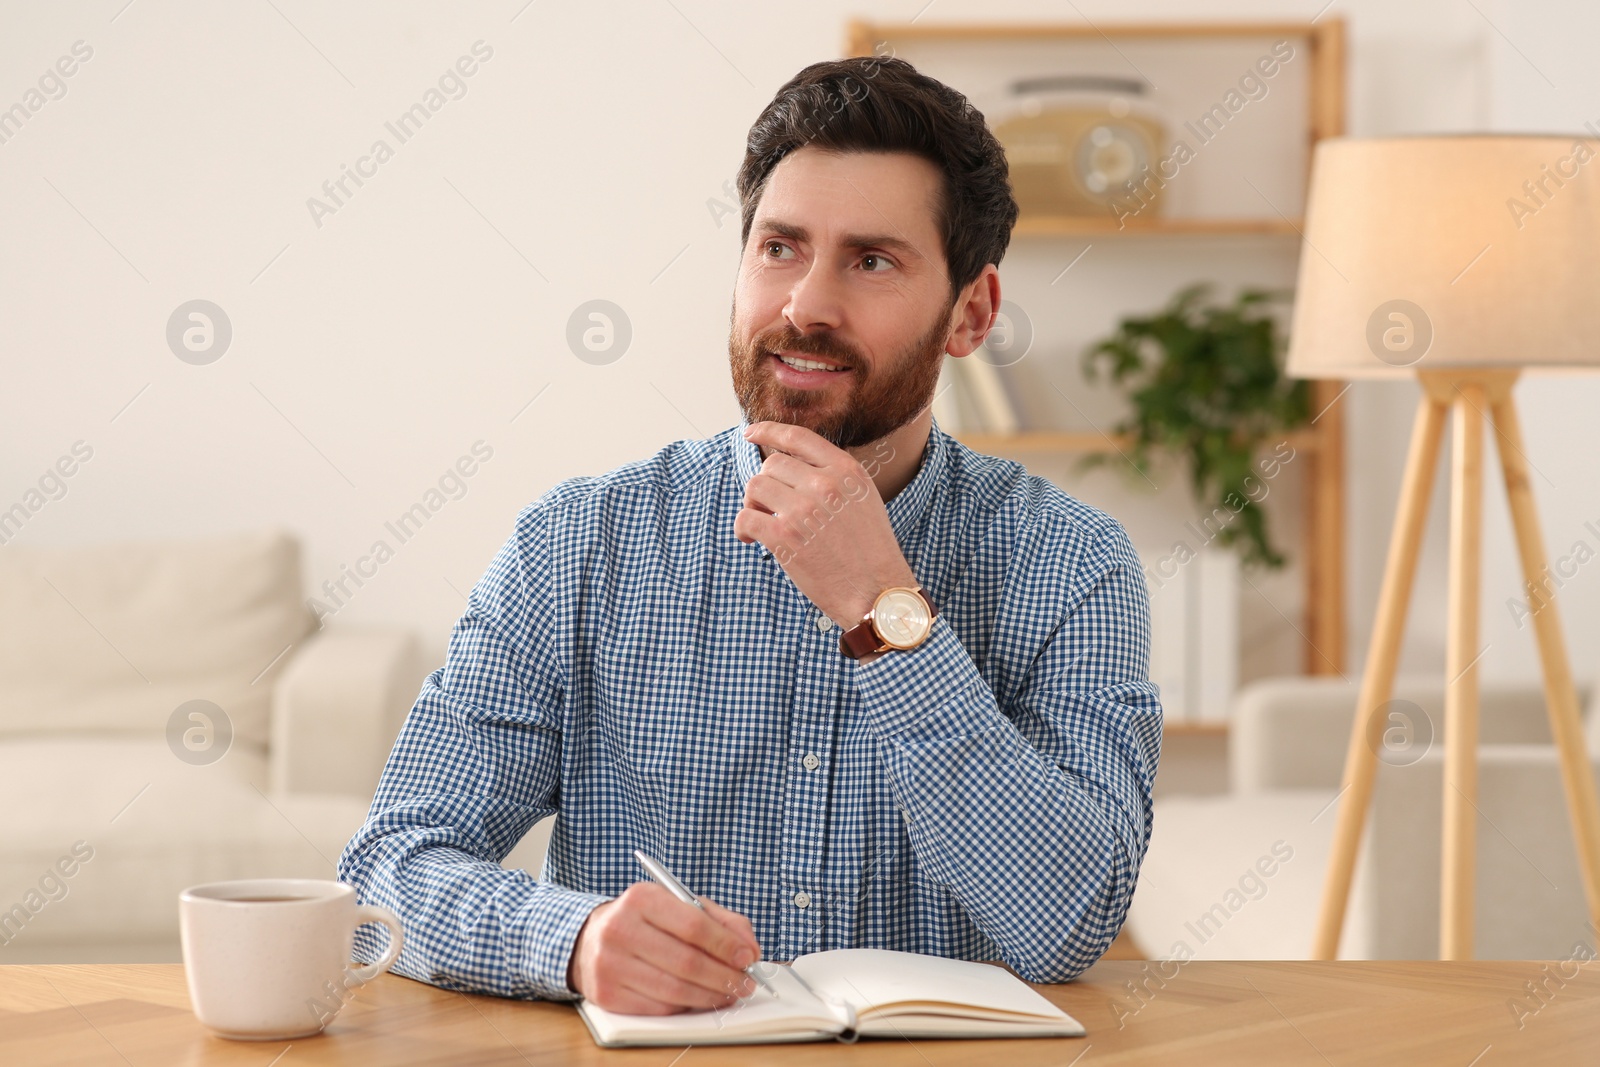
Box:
[2,0,1594,690]
[1473,2,1600,689]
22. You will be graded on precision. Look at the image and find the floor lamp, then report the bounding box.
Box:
[1286,135,1600,959]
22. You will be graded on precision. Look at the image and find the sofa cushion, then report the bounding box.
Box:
[0,738,369,949]
[0,530,314,750]
[1126,791,1375,961]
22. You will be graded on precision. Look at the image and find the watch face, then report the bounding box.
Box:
[875,588,932,649]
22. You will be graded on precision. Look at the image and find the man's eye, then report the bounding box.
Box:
[860,254,894,272]
[766,242,794,260]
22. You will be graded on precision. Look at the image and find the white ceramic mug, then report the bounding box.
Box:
[179,878,404,1040]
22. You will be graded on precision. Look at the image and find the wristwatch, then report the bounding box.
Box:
[838,585,939,660]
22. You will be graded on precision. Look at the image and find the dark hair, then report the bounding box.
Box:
[737,55,1019,308]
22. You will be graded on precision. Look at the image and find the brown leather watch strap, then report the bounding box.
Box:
[839,615,886,659]
[838,587,939,659]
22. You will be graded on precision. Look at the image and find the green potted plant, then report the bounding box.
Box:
[1080,283,1310,569]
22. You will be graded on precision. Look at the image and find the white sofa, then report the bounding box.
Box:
[1129,675,1600,960]
[0,530,426,962]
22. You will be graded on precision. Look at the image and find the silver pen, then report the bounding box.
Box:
[632,849,779,999]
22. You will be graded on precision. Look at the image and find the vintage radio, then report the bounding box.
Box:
[993,75,1168,219]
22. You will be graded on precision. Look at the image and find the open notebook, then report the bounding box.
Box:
[576,948,1086,1047]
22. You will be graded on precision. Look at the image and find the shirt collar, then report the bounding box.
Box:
[727,415,949,550]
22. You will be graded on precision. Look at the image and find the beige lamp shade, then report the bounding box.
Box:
[1287,135,1600,379]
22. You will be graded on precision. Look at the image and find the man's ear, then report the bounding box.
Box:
[943,265,1002,358]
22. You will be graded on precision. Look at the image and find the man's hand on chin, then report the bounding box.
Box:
[735,421,917,631]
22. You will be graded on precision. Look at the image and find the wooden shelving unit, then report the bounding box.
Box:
[954,428,1322,455]
[1014,216,1304,238]
[845,18,1350,692]
[1163,721,1231,737]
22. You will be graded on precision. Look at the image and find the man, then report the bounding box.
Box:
[339,54,1162,1016]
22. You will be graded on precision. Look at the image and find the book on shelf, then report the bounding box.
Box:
[934,354,1021,436]
[1147,545,1239,723]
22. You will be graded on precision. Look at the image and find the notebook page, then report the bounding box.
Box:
[792,949,1074,1022]
[577,964,849,1046]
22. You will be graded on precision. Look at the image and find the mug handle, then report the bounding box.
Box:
[347,903,405,984]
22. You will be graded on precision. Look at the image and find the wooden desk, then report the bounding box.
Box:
[3,959,1595,1065]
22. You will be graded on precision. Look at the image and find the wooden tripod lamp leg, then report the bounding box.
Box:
[1312,391,1450,958]
[1441,383,1486,959]
[1488,391,1600,936]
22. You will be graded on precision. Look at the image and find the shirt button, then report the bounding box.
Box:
[814,614,834,632]
[793,891,812,909]
[802,752,820,771]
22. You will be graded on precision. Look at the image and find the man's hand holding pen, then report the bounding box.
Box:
[567,881,764,1014]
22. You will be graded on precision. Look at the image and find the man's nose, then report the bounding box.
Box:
[782,261,845,336]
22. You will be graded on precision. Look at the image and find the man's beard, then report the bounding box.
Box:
[727,303,951,450]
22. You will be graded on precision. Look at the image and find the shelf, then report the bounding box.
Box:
[957,430,1118,453]
[1164,721,1229,736]
[955,429,1320,455]
[1014,216,1303,238]
[851,21,1338,42]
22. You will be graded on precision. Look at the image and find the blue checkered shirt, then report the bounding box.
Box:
[339,417,1163,999]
